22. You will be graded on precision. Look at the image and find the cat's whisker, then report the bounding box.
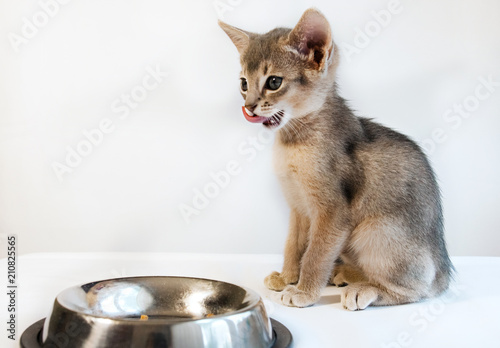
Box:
[279,110,305,140]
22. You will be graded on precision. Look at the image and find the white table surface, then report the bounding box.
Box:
[1,253,499,348]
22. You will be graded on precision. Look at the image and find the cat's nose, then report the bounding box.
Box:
[245,103,258,113]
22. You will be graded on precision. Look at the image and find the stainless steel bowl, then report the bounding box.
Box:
[38,276,276,348]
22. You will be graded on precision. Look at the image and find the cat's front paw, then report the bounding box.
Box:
[264,271,297,291]
[279,285,319,308]
[341,284,378,311]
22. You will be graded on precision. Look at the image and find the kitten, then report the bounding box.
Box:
[219,8,454,310]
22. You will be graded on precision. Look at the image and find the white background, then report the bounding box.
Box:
[0,0,499,258]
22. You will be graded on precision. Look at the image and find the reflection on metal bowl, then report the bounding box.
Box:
[20,276,292,348]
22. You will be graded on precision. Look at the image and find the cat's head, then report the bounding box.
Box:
[219,8,338,130]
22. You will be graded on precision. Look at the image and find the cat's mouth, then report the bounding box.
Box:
[241,106,284,128]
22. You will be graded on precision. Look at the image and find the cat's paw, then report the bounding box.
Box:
[264,271,297,291]
[330,271,348,287]
[341,284,378,311]
[329,264,366,287]
[279,285,319,308]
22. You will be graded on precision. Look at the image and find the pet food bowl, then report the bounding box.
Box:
[20,276,292,348]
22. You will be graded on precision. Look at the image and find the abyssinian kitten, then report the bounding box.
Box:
[219,8,453,310]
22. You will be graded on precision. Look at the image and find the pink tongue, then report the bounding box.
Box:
[242,106,268,123]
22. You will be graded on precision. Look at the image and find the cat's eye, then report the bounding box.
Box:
[240,78,248,92]
[265,76,283,91]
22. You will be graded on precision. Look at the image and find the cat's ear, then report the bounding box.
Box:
[218,20,252,55]
[288,8,334,70]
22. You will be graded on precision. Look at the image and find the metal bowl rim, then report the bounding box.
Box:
[55,275,264,323]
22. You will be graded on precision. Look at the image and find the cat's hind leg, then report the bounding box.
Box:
[340,282,420,310]
[340,278,435,310]
[341,218,441,310]
[329,261,367,287]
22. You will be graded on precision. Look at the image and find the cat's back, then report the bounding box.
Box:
[356,117,432,175]
[358,117,424,157]
[353,117,440,218]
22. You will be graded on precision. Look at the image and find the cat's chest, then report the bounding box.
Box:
[273,140,320,193]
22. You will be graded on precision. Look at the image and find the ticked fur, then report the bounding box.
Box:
[220,8,453,310]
